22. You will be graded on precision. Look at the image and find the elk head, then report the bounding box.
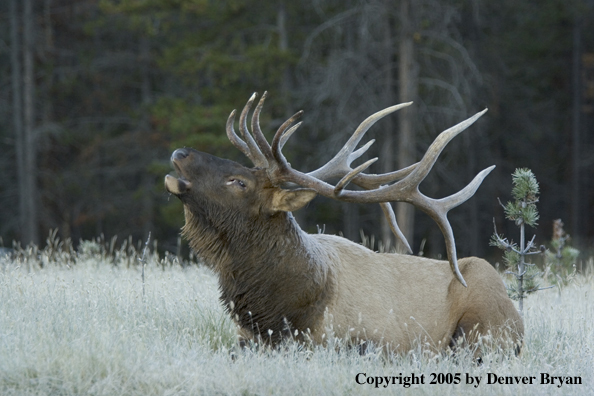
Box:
[165,92,494,287]
[165,149,316,215]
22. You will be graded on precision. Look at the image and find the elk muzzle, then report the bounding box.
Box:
[165,148,192,195]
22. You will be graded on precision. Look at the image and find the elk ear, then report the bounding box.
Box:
[270,188,317,212]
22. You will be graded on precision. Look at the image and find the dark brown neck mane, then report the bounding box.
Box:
[181,203,334,342]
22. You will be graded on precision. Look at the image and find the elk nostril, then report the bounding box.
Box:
[172,148,189,161]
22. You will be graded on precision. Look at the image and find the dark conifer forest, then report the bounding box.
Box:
[1,0,593,262]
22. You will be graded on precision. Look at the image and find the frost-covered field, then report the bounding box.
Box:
[1,254,593,396]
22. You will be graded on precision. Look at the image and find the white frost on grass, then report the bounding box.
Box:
[0,257,592,395]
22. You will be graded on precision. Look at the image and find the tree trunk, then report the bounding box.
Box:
[466,132,480,256]
[466,0,483,258]
[140,36,154,240]
[277,1,290,114]
[42,0,54,126]
[380,1,395,251]
[10,0,27,244]
[277,2,308,229]
[571,18,581,241]
[396,0,417,252]
[41,0,54,236]
[23,0,39,246]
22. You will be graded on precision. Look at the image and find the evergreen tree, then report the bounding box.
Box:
[491,168,548,315]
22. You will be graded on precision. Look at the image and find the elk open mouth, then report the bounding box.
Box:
[165,149,192,195]
[164,174,191,195]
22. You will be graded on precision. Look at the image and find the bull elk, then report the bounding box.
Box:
[165,92,523,354]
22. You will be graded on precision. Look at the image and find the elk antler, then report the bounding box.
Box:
[227,93,416,251]
[226,92,494,287]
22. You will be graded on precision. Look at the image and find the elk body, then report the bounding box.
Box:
[165,93,523,354]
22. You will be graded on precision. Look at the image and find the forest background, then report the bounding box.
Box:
[1,0,594,263]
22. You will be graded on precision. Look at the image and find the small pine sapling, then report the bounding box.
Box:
[491,168,549,316]
[545,219,579,286]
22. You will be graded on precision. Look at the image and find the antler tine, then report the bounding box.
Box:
[413,165,495,287]
[344,102,414,163]
[250,92,276,164]
[350,163,419,190]
[226,110,250,158]
[334,158,378,196]
[279,122,302,149]
[236,93,268,168]
[350,139,375,163]
[308,102,414,182]
[333,159,416,253]
[333,156,415,253]
[227,109,268,168]
[398,109,488,191]
[271,110,304,169]
[435,165,496,212]
[380,202,413,254]
[433,216,466,287]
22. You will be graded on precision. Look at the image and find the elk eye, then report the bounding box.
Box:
[226,178,246,189]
